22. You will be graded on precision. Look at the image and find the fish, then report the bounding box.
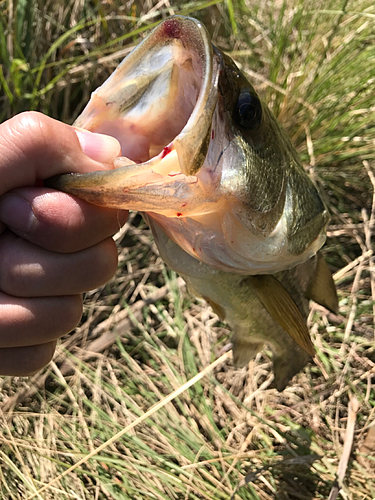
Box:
[46,16,338,390]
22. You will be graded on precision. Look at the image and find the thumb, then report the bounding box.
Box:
[0,111,121,196]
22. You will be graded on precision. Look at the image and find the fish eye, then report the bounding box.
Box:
[234,91,262,130]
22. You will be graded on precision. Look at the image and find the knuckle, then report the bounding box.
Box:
[2,112,52,170]
[17,111,51,150]
[8,111,50,145]
[80,238,119,291]
[21,341,57,375]
[61,294,83,332]
[0,341,57,377]
[0,234,20,295]
[96,237,119,284]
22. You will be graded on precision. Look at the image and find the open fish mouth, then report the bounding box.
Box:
[75,17,217,177]
[47,16,329,276]
[51,17,218,208]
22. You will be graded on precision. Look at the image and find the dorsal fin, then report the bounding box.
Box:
[306,252,339,314]
[249,275,315,356]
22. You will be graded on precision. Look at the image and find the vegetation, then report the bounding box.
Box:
[0,0,374,498]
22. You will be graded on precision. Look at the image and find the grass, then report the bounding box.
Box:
[1,0,375,498]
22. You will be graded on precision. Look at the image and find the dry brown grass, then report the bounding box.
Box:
[0,0,374,498]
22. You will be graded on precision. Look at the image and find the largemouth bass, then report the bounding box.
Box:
[46,16,338,390]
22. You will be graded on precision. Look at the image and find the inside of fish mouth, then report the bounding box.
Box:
[88,44,205,168]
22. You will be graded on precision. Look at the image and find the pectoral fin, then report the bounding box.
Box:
[306,252,339,314]
[248,275,315,356]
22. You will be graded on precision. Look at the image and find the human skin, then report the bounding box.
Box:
[0,111,128,376]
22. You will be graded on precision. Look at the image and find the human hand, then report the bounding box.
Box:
[0,112,127,376]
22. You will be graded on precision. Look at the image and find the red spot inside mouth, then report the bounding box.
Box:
[163,19,181,39]
[161,145,172,158]
[176,212,182,217]
[181,203,187,207]
[211,129,215,139]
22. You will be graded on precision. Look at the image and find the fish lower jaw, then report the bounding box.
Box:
[148,211,325,276]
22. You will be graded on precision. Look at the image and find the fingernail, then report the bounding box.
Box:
[74,128,121,163]
[0,194,35,234]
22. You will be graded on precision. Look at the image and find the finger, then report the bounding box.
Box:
[0,341,57,376]
[0,111,121,196]
[0,231,118,297]
[0,188,128,252]
[0,292,82,348]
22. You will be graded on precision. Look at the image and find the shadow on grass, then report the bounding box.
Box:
[231,448,326,499]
